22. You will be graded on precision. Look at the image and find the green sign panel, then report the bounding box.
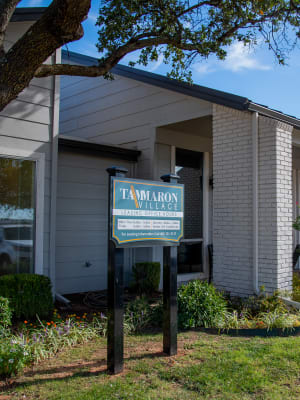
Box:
[110,177,184,246]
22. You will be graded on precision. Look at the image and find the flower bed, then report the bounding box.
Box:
[2,280,300,381]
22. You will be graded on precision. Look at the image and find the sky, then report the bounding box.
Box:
[19,0,300,119]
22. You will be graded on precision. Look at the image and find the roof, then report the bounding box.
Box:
[62,49,300,129]
[11,7,46,22]
[58,135,140,162]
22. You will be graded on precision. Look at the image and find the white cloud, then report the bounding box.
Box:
[193,63,214,75]
[222,42,271,72]
[192,42,271,77]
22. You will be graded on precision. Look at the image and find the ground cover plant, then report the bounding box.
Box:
[2,331,300,399]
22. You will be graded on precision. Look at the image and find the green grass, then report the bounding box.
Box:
[3,332,300,400]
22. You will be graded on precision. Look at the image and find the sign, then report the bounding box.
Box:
[110,177,184,246]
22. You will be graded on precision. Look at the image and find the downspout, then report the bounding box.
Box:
[49,49,60,297]
[252,112,259,295]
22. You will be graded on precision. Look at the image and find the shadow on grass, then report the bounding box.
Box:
[0,350,169,393]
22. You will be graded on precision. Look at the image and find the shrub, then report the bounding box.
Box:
[292,273,300,302]
[227,289,288,317]
[131,262,160,294]
[0,274,53,319]
[178,280,227,329]
[0,296,12,328]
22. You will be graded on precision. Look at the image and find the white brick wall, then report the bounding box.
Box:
[212,105,293,296]
[258,116,293,292]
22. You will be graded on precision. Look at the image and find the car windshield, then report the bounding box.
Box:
[4,227,32,240]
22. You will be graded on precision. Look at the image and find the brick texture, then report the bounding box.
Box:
[212,105,293,296]
[258,116,293,292]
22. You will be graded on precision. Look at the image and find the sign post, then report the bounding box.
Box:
[107,166,128,375]
[107,167,184,373]
[161,174,180,356]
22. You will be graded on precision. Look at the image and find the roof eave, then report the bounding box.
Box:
[11,7,46,22]
[58,136,141,162]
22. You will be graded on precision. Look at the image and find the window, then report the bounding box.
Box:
[0,157,36,275]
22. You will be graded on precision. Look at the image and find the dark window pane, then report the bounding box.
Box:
[176,148,203,273]
[0,158,35,275]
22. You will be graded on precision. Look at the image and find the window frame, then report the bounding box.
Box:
[0,146,45,275]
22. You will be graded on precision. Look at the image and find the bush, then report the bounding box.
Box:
[0,296,12,328]
[227,289,288,316]
[178,280,227,329]
[131,262,160,294]
[0,274,53,319]
[292,273,300,302]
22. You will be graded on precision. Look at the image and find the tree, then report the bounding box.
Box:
[0,0,299,112]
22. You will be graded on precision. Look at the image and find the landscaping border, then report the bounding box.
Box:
[198,326,300,337]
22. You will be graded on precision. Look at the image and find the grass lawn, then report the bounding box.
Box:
[2,331,300,400]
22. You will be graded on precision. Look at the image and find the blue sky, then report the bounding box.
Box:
[19,0,300,118]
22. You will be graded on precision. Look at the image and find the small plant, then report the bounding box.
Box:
[0,273,53,319]
[258,310,299,330]
[131,262,160,295]
[0,339,30,379]
[0,296,12,328]
[178,280,227,329]
[125,296,151,333]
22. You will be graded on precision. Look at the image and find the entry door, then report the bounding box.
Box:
[176,148,203,274]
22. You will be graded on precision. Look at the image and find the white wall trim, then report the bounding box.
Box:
[203,152,210,277]
[0,146,45,275]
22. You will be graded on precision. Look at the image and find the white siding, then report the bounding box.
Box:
[60,59,212,181]
[56,151,134,294]
[1,22,59,279]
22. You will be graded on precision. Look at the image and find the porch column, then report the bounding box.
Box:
[212,104,293,296]
[212,105,254,296]
[258,116,293,293]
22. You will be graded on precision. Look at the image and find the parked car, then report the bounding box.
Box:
[0,225,33,271]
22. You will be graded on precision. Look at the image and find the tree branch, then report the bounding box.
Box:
[0,0,91,111]
[35,35,203,78]
[0,0,21,58]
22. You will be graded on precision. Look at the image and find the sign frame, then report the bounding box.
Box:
[106,167,183,374]
[109,176,184,248]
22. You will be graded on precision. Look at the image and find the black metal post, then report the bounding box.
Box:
[106,166,128,374]
[161,174,180,356]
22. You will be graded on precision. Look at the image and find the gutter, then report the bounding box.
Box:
[252,112,259,295]
[248,102,300,130]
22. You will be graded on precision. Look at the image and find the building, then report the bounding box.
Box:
[1,8,300,297]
